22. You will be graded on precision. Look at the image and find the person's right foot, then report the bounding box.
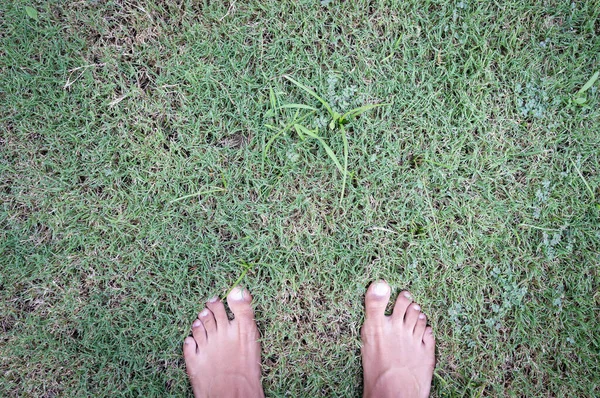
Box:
[361,281,435,398]
[183,287,264,398]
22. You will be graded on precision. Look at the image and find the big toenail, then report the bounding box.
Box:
[192,319,201,327]
[403,291,412,299]
[199,309,209,317]
[413,304,421,311]
[208,296,219,303]
[373,281,389,296]
[230,287,244,300]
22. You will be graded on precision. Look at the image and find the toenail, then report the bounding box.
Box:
[372,281,389,296]
[230,287,244,300]
[413,304,421,311]
[403,291,412,299]
[199,309,209,317]
[208,296,219,303]
[418,313,425,319]
[192,319,201,328]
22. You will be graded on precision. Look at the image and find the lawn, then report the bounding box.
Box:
[1,0,599,396]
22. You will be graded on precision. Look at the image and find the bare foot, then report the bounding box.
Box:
[183,287,264,398]
[361,281,435,398]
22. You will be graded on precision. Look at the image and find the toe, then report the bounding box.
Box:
[391,290,413,321]
[198,308,217,334]
[364,280,391,322]
[423,326,436,359]
[206,296,229,328]
[192,319,207,346]
[227,287,255,327]
[404,303,421,330]
[183,336,197,359]
[414,312,427,340]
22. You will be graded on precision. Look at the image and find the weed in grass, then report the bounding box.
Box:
[571,70,599,106]
[24,5,38,21]
[533,179,551,219]
[515,81,554,119]
[264,75,388,203]
[541,225,575,261]
[485,268,528,330]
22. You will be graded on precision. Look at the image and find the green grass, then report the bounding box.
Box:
[1,0,599,396]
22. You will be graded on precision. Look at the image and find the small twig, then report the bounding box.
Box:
[570,159,595,199]
[368,226,398,234]
[64,63,105,89]
[169,187,226,204]
[108,93,130,108]
[219,1,236,21]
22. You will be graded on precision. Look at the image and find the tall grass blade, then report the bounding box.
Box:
[284,75,334,117]
[339,125,349,204]
[269,87,277,110]
[577,71,599,95]
[295,124,343,174]
[263,111,316,158]
[341,103,389,123]
[265,103,317,118]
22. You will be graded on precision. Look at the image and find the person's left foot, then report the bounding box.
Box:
[183,287,264,398]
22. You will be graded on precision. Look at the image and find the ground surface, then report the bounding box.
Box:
[1,0,599,396]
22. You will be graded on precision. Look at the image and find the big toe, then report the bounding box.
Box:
[227,287,255,327]
[364,280,391,322]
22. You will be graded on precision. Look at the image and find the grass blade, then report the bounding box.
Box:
[293,124,306,140]
[25,6,38,21]
[264,110,299,158]
[269,87,277,110]
[571,159,595,199]
[263,111,316,158]
[339,125,349,204]
[222,260,253,300]
[295,124,344,174]
[278,103,318,111]
[577,71,599,95]
[284,75,334,117]
[341,103,389,123]
[265,103,317,118]
[170,187,226,203]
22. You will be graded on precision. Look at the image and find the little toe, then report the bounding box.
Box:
[191,319,207,346]
[423,326,435,349]
[198,308,217,334]
[391,290,413,321]
[364,280,391,322]
[227,287,255,327]
[414,312,427,340]
[206,296,229,328]
[404,303,421,330]
[183,336,197,359]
